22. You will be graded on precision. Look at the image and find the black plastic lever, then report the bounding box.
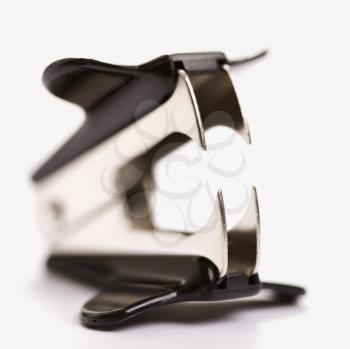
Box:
[47,255,305,330]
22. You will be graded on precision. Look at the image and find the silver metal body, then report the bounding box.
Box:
[35,66,260,277]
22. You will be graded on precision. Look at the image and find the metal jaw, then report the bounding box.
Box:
[33,51,305,329]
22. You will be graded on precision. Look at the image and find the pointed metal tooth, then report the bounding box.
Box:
[175,69,207,150]
[184,65,252,145]
[195,189,228,277]
[226,187,260,275]
[222,64,252,144]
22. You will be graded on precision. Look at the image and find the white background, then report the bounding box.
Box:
[1,1,350,347]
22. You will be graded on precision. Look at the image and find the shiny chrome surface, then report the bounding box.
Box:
[35,66,260,277]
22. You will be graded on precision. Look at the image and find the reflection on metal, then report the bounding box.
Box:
[36,60,259,277]
[227,187,260,275]
[187,64,251,144]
